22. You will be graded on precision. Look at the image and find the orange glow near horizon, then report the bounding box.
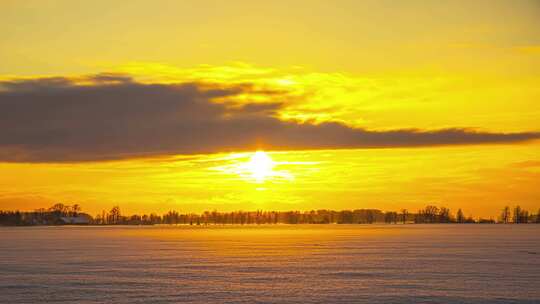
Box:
[0,145,539,218]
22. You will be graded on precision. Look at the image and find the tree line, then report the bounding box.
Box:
[0,203,84,226]
[1,203,539,226]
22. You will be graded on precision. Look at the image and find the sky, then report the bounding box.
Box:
[1,0,539,217]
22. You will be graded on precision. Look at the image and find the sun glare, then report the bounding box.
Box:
[246,151,275,183]
[213,150,294,185]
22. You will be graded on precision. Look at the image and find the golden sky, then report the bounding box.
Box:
[1,0,539,217]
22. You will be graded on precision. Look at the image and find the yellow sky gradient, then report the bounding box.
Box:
[1,145,539,218]
[1,0,539,217]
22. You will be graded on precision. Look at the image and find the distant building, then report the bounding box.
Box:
[60,213,92,225]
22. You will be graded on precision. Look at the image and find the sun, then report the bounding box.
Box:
[219,150,292,184]
[246,151,275,183]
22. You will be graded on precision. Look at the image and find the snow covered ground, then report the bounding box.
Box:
[1,224,539,303]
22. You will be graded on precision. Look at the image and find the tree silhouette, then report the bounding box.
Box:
[401,209,408,224]
[109,206,121,224]
[513,206,529,224]
[49,203,67,216]
[500,206,511,224]
[456,209,464,223]
[3,203,540,226]
[71,204,81,217]
[438,207,451,223]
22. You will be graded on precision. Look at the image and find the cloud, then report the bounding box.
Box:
[0,75,538,162]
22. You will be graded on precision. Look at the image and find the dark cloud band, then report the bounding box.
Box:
[0,75,538,162]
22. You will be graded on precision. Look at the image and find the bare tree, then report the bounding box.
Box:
[521,209,529,224]
[500,206,511,224]
[49,203,67,216]
[71,204,81,217]
[366,210,374,224]
[514,206,522,224]
[438,207,451,223]
[456,209,465,223]
[425,205,439,223]
[400,209,408,224]
[109,206,121,224]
